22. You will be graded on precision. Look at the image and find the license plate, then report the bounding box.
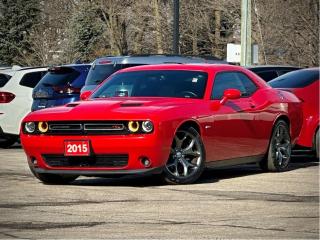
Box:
[34,90,49,98]
[64,140,90,156]
[38,99,47,109]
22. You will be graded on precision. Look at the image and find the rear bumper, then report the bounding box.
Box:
[0,126,18,139]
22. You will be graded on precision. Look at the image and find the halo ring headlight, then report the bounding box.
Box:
[142,121,154,133]
[38,122,48,133]
[25,122,35,133]
[128,121,139,133]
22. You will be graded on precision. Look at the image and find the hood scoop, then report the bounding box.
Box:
[120,102,144,107]
[66,103,80,107]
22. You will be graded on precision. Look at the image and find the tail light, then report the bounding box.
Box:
[99,60,112,64]
[0,92,15,103]
[53,86,81,94]
[279,88,304,102]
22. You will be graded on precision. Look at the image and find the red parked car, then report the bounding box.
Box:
[269,68,319,159]
[20,64,303,184]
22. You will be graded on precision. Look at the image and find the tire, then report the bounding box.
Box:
[260,120,292,172]
[161,127,205,184]
[0,136,18,148]
[314,129,319,160]
[29,165,78,185]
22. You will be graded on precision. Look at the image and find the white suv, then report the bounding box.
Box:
[0,67,47,148]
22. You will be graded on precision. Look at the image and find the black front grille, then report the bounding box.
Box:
[47,121,129,135]
[43,154,128,168]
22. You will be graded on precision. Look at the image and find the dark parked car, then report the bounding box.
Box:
[247,65,302,82]
[81,54,226,93]
[32,64,91,111]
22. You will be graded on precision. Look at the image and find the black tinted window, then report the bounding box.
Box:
[211,72,257,100]
[255,71,278,81]
[92,70,208,99]
[0,73,11,87]
[269,69,319,88]
[278,70,295,76]
[40,67,80,86]
[86,63,144,86]
[19,71,47,88]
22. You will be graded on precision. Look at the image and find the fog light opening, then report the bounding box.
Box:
[140,156,151,168]
[31,157,38,168]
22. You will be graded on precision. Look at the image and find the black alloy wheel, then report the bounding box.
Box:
[162,127,205,184]
[260,120,292,171]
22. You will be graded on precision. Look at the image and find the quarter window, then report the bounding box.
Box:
[211,72,258,100]
[19,71,47,88]
[0,73,12,87]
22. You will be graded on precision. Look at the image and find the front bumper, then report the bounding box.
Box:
[21,133,171,175]
[33,166,164,176]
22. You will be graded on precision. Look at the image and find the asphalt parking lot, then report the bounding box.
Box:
[0,146,318,239]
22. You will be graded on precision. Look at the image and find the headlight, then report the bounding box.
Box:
[25,122,36,133]
[38,122,48,133]
[128,121,139,133]
[141,121,154,133]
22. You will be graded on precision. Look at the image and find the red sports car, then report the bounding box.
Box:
[20,64,303,184]
[269,68,319,159]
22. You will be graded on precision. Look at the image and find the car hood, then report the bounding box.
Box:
[24,97,202,122]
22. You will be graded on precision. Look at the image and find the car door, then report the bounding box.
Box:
[205,71,261,161]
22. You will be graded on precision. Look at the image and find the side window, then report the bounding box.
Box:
[19,71,47,88]
[211,72,258,100]
[238,73,258,96]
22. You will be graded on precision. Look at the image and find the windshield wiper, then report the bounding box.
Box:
[42,82,54,87]
[93,79,103,83]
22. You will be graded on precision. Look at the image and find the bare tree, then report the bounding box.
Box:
[253,0,319,67]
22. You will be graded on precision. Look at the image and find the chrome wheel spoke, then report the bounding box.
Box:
[276,149,283,165]
[276,126,285,142]
[184,149,200,157]
[179,159,189,176]
[166,159,179,176]
[182,139,195,154]
[166,159,177,169]
[175,134,187,149]
[280,141,290,149]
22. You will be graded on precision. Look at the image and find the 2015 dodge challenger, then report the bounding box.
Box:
[20,64,303,184]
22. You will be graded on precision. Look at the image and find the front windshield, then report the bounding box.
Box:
[91,70,208,99]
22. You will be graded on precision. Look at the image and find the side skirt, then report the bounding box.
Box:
[205,154,265,169]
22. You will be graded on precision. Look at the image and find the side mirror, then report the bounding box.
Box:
[80,90,92,101]
[220,88,241,105]
[223,88,241,99]
[211,88,241,111]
